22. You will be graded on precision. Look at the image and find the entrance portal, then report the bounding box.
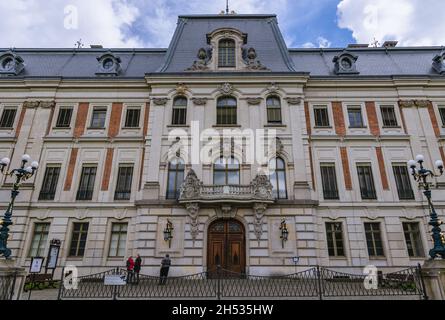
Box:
[207,219,246,277]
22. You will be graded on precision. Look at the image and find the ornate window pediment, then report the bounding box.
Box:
[0,51,25,76]
[96,51,122,76]
[333,50,359,75]
[433,50,445,75]
[186,28,269,72]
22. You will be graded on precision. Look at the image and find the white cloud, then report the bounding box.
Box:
[302,37,331,49]
[0,0,143,48]
[337,0,445,46]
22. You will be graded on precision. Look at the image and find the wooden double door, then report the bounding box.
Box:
[207,219,246,277]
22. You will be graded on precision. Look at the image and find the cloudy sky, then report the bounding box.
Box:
[1,0,443,49]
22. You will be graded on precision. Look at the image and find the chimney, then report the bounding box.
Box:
[382,41,398,48]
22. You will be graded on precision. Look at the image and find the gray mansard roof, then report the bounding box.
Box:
[0,14,444,79]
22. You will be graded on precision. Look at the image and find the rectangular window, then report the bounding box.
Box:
[347,107,364,128]
[69,222,89,257]
[29,223,50,257]
[393,164,415,200]
[90,107,107,128]
[314,106,330,127]
[439,107,445,126]
[320,163,339,200]
[357,163,377,200]
[364,222,385,257]
[38,166,61,201]
[403,222,424,258]
[380,106,398,127]
[217,107,237,125]
[0,107,17,128]
[76,166,97,200]
[218,40,235,68]
[326,222,345,257]
[55,107,73,128]
[114,165,134,200]
[172,106,187,125]
[109,223,127,257]
[124,108,140,128]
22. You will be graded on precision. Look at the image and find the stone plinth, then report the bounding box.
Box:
[421,259,445,300]
[0,259,26,300]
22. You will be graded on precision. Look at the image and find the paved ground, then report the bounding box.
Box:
[20,289,59,300]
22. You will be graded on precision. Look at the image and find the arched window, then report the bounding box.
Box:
[266,96,282,124]
[217,96,237,125]
[166,158,185,199]
[218,39,236,68]
[269,157,287,199]
[172,96,187,125]
[214,157,240,185]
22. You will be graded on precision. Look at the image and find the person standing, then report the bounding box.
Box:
[134,254,142,284]
[126,256,135,284]
[159,254,171,285]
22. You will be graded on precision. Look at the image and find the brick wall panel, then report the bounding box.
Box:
[340,147,352,190]
[427,101,441,138]
[332,102,346,136]
[101,148,114,191]
[108,103,123,138]
[365,101,380,137]
[376,147,389,190]
[74,103,89,138]
[64,148,79,191]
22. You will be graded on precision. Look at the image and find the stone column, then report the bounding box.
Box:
[0,259,26,300]
[421,259,445,300]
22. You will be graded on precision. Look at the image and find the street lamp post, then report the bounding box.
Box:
[408,154,444,259]
[0,154,39,259]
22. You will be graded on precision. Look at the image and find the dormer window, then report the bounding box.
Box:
[0,51,25,76]
[433,51,445,75]
[96,52,122,76]
[218,39,236,68]
[333,51,359,75]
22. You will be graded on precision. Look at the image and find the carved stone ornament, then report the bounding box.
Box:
[176,83,188,95]
[179,169,202,200]
[285,97,302,105]
[39,101,56,109]
[192,98,208,106]
[246,97,263,105]
[152,98,169,106]
[242,47,270,71]
[399,100,430,108]
[268,82,280,93]
[253,203,267,240]
[220,82,234,95]
[185,203,200,240]
[399,100,416,108]
[23,101,40,109]
[185,47,211,71]
[252,174,273,200]
[218,205,237,219]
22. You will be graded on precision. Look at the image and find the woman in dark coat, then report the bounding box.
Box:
[134,254,142,284]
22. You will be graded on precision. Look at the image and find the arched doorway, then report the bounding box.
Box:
[207,219,246,276]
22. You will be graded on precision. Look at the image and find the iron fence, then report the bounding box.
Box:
[57,265,427,300]
[0,272,17,300]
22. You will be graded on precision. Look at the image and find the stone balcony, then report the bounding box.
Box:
[179,170,275,241]
[178,170,275,204]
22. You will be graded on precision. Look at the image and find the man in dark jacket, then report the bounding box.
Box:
[159,254,171,285]
[134,254,142,284]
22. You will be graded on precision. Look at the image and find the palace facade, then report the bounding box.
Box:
[1,14,445,276]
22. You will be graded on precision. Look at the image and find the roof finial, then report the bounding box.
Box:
[226,0,229,14]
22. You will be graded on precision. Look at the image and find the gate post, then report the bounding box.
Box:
[217,265,221,300]
[417,263,429,300]
[316,266,323,300]
[113,267,119,300]
[57,267,64,300]
[9,271,17,300]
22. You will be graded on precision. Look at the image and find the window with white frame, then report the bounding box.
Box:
[439,106,445,127]
[364,222,385,257]
[90,107,107,129]
[108,223,127,257]
[326,222,345,257]
[0,107,17,128]
[55,107,73,128]
[218,39,236,68]
[124,107,141,128]
[402,222,424,258]
[313,106,330,127]
[380,105,398,127]
[347,106,364,128]
[29,223,50,257]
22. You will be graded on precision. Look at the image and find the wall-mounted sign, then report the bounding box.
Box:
[29,257,44,274]
[46,241,60,270]
[104,275,127,286]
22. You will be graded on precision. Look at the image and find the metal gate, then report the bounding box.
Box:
[58,265,427,300]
